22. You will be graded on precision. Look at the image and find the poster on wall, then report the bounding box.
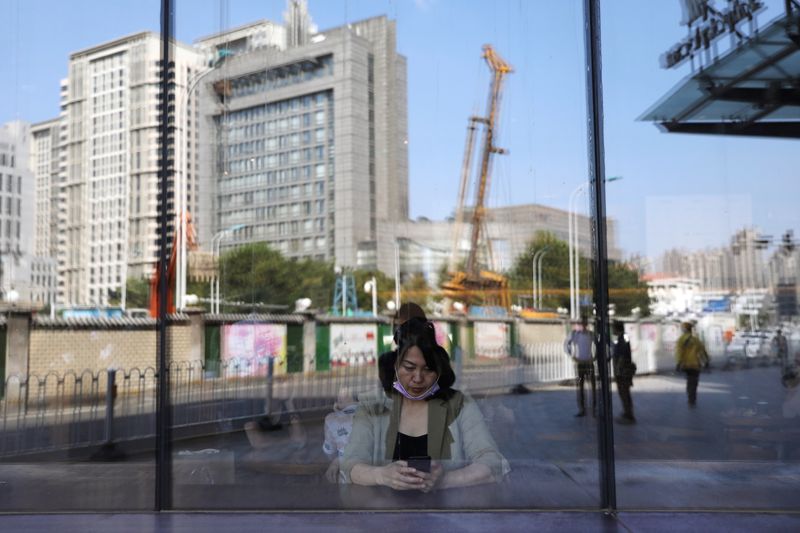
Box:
[661,323,681,355]
[474,322,509,359]
[222,323,287,376]
[432,321,451,353]
[330,324,378,366]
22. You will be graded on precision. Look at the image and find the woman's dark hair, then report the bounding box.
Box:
[379,317,456,400]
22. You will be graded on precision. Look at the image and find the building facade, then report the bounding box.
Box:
[57,32,204,306]
[30,119,61,261]
[0,121,56,307]
[358,203,620,285]
[656,227,777,294]
[198,6,408,268]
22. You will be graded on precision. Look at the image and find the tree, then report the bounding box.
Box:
[607,261,651,317]
[401,272,432,311]
[351,268,396,313]
[220,243,336,312]
[124,277,151,309]
[509,231,650,316]
[509,231,575,311]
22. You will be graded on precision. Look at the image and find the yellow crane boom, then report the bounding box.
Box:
[443,45,513,310]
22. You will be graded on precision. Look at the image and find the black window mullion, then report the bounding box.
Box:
[156,0,175,512]
[583,0,617,512]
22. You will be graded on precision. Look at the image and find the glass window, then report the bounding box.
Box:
[19,0,794,517]
[602,0,800,511]
[0,0,159,512]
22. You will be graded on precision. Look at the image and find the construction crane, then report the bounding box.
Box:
[441,45,513,311]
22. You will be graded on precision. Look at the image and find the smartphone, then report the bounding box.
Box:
[407,455,431,473]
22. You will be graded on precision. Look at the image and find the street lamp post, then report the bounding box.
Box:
[176,60,225,311]
[568,176,622,319]
[531,247,550,310]
[211,223,245,314]
[364,276,378,317]
[210,233,223,314]
[568,184,587,319]
[342,270,347,316]
[393,239,401,312]
[537,248,549,309]
[531,253,537,308]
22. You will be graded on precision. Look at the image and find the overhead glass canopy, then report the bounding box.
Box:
[640,12,800,138]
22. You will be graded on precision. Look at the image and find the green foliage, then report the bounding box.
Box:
[351,269,396,312]
[125,276,151,309]
[607,261,651,317]
[219,243,336,312]
[402,272,432,311]
[508,231,650,316]
[509,231,577,311]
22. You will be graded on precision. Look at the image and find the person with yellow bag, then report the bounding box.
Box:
[675,321,709,408]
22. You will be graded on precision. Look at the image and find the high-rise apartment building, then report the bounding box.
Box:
[30,119,61,261]
[0,121,33,260]
[0,120,55,306]
[656,228,773,293]
[58,32,204,306]
[197,3,408,267]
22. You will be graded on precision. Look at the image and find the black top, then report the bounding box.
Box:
[613,334,632,363]
[393,432,428,460]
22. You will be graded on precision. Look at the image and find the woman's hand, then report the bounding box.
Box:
[376,461,426,491]
[417,462,444,493]
[324,458,340,483]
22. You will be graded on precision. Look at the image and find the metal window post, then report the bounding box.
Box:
[156,0,174,511]
[584,0,617,511]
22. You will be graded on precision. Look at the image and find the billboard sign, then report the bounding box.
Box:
[330,324,378,366]
[222,323,287,376]
[474,322,509,359]
[661,0,766,69]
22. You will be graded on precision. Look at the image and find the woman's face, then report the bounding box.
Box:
[396,345,438,398]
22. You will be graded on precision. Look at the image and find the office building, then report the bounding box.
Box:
[198,2,408,267]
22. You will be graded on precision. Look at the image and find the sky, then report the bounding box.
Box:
[0,0,796,262]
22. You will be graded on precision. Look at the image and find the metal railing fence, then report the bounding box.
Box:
[1,343,585,457]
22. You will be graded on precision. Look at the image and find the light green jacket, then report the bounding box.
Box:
[340,389,510,484]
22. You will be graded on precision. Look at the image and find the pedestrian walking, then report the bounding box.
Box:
[564,315,596,417]
[675,321,709,408]
[612,321,636,424]
[773,329,789,367]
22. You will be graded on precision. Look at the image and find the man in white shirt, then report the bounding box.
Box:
[564,316,596,417]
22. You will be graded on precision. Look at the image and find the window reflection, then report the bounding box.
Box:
[0,0,161,512]
[170,0,600,511]
[604,0,800,510]
[0,0,644,512]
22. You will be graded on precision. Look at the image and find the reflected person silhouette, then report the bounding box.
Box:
[340,317,509,491]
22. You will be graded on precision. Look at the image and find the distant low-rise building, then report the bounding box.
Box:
[358,203,620,285]
[644,274,701,317]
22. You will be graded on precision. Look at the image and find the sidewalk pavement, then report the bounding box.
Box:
[0,366,797,512]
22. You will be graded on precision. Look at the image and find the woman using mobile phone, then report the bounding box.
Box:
[342,316,509,492]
